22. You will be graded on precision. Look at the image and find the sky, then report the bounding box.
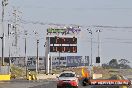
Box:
[0,0,132,65]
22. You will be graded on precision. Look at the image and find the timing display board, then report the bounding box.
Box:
[50,37,77,44]
[47,28,65,33]
[50,46,77,53]
[47,27,81,35]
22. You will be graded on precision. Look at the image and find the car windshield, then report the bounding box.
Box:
[59,73,75,77]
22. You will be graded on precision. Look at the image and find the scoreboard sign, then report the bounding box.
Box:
[50,37,77,44]
[47,27,81,35]
[49,37,77,53]
[47,28,65,33]
[50,46,77,53]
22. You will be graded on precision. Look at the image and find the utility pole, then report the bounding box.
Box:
[11,8,22,57]
[33,31,39,73]
[36,39,39,73]
[50,56,52,74]
[96,29,101,65]
[44,42,46,73]
[24,30,27,76]
[87,29,93,66]
[59,43,61,68]
[8,24,12,66]
[1,0,8,66]
[57,36,61,68]
[45,37,50,74]
[12,9,21,47]
[96,29,101,57]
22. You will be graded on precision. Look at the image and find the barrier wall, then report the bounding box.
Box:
[0,74,10,80]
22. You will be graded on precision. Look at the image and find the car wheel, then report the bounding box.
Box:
[82,78,89,86]
[82,81,86,86]
[74,86,78,88]
[57,86,61,88]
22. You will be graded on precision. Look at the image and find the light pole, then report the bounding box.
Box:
[36,39,39,73]
[87,29,93,66]
[24,30,28,76]
[59,38,61,68]
[33,31,39,73]
[96,29,102,65]
[44,42,46,73]
[1,0,8,66]
[45,37,50,74]
[96,29,101,57]
[8,24,12,66]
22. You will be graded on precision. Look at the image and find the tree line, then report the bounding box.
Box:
[102,59,131,69]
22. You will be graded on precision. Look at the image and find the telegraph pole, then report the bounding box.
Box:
[1,0,8,66]
[33,31,39,73]
[50,56,52,74]
[96,30,101,57]
[24,30,27,76]
[36,39,39,73]
[45,37,50,74]
[96,29,101,65]
[87,29,93,66]
[59,43,61,68]
[8,24,11,66]
[11,8,22,57]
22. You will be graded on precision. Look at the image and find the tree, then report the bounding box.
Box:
[102,63,109,69]
[118,59,130,65]
[109,59,118,68]
[118,59,131,69]
[102,59,131,69]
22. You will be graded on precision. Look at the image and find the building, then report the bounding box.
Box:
[3,57,25,67]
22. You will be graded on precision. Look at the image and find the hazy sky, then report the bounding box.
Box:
[0,0,132,65]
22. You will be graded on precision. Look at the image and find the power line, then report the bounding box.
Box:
[92,25,132,29]
[104,38,132,41]
[12,6,132,10]
[1,19,132,29]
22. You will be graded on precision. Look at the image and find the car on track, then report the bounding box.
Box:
[57,71,79,88]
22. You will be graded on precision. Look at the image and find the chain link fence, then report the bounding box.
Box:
[0,66,10,74]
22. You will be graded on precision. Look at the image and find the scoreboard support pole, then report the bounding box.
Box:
[45,37,50,74]
[50,56,52,74]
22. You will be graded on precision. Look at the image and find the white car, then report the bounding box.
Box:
[57,71,79,88]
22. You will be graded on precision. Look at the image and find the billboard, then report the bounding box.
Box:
[51,56,89,67]
[67,56,82,67]
[67,56,89,67]
[52,56,67,67]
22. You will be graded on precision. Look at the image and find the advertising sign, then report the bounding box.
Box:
[47,27,81,35]
[67,56,83,67]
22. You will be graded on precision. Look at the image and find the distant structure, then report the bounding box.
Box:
[3,57,25,67]
[52,56,89,68]
[45,26,81,74]
[2,55,89,70]
[27,56,45,70]
[9,8,22,57]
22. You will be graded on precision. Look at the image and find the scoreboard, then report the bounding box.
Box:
[50,46,77,53]
[50,37,77,44]
[49,37,77,53]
